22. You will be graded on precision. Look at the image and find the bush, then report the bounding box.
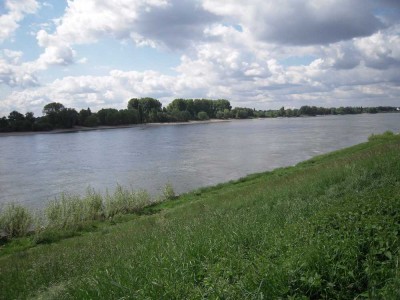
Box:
[162,183,176,201]
[84,114,99,127]
[104,185,152,218]
[2,184,165,241]
[0,203,33,238]
[368,131,395,142]
[82,188,104,220]
[197,111,209,120]
[45,193,87,229]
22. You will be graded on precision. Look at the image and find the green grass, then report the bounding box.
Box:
[1,133,400,299]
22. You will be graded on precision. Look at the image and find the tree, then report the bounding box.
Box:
[235,109,248,119]
[215,111,224,119]
[79,108,92,126]
[167,99,188,112]
[127,98,140,110]
[8,111,26,131]
[58,108,78,128]
[197,111,209,120]
[0,116,9,132]
[139,98,162,122]
[119,109,139,124]
[97,108,121,126]
[42,102,65,116]
[128,97,162,123]
[299,106,317,116]
[278,106,285,117]
[42,102,65,127]
[214,99,231,112]
[41,103,79,128]
[84,114,99,127]
[193,99,212,117]
[32,116,53,131]
[223,109,232,119]
[169,110,191,122]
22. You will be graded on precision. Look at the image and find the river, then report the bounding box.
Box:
[1,113,399,209]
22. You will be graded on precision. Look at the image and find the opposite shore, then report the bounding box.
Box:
[0,119,231,137]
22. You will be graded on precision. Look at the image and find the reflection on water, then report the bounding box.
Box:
[1,113,399,209]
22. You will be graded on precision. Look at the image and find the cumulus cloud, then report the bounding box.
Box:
[0,0,39,42]
[203,0,384,46]
[39,0,218,50]
[29,0,220,70]
[355,30,400,70]
[2,0,400,116]
[0,49,39,88]
[131,0,218,48]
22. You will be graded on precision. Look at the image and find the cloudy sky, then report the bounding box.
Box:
[1,0,400,116]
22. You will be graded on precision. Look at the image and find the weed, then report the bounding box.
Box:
[0,203,32,239]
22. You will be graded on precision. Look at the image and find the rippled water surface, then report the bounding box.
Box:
[1,113,399,208]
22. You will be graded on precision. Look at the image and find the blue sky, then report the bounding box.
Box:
[1,0,400,116]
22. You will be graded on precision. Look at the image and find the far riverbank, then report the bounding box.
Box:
[0,119,230,137]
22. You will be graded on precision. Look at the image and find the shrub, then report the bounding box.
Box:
[0,203,33,238]
[104,185,152,218]
[368,131,395,141]
[162,183,176,201]
[84,114,99,127]
[82,188,104,220]
[197,111,209,120]
[45,193,88,229]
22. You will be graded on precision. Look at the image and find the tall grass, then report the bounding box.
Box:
[103,185,151,218]
[0,183,170,242]
[0,203,32,239]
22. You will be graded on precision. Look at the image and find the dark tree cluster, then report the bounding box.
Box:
[0,98,399,133]
[248,105,400,118]
[164,98,232,122]
[0,111,36,132]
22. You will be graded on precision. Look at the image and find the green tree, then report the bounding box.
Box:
[215,111,224,119]
[119,109,139,124]
[0,116,9,132]
[197,111,209,120]
[43,102,65,115]
[223,109,232,119]
[8,111,26,131]
[235,109,248,119]
[79,108,92,126]
[32,116,53,131]
[278,106,285,117]
[214,99,231,112]
[84,114,99,127]
[58,108,78,128]
[167,99,188,112]
[128,97,162,123]
[170,110,191,122]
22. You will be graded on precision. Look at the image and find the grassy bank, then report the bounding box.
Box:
[1,132,400,299]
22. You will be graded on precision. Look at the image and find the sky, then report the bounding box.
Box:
[0,0,400,116]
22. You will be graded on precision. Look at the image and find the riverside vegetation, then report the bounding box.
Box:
[1,97,399,132]
[0,131,400,298]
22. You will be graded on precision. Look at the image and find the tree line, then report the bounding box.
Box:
[0,97,399,132]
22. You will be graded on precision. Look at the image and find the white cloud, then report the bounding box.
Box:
[37,0,215,50]
[2,0,400,116]
[0,49,39,88]
[0,0,39,42]
[30,0,218,69]
[202,0,384,45]
[355,29,400,69]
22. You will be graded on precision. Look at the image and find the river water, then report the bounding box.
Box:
[1,113,399,209]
